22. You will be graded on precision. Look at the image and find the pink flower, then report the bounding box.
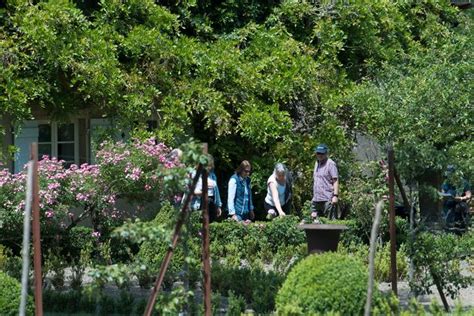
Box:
[126,167,142,181]
[76,193,90,202]
[45,210,54,218]
[92,231,101,238]
[106,194,116,205]
[164,161,175,169]
[311,212,318,218]
[48,182,60,190]
[144,184,152,191]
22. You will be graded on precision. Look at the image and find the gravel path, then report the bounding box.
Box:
[379,282,474,310]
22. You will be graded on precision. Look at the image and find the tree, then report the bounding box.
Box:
[348,11,473,220]
[1,0,470,212]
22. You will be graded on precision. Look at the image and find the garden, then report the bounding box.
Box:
[0,0,473,315]
[0,137,473,315]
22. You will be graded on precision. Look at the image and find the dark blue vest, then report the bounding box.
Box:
[230,174,253,215]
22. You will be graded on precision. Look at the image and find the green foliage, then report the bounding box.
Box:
[44,249,67,289]
[208,216,305,269]
[3,0,470,220]
[374,242,408,283]
[155,282,194,315]
[408,230,473,300]
[0,271,34,315]
[226,290,246,316]
[0,244,7,271]
[348,13,473,183]
[276,252,370,315]
[212,263,285,314]
[372,292,401,316]
[43,288,145,315]
[263,215,306,252]
[66,226,94,261]
[1,251,22,281]
[337,241,408,283]
[106,202,200,289]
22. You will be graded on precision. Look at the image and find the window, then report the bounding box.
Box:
[38,122,78,167]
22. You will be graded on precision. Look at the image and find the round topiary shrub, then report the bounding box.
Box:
[276,252,369,315]
[0,271,34,315]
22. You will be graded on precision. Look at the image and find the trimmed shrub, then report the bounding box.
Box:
[264,216,305,252]
[276,252,369,315]
[0,271,34,315]
[43,289,145,315]
[211,263,285,314]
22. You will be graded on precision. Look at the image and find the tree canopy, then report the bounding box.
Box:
[1,0,472,208]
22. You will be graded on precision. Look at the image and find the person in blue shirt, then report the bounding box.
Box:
[227,160,255,221]
[191,155,222,222]
[441,165,471,227]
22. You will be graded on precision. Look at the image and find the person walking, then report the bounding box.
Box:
[227,160,255,222]
[311,144,339,219]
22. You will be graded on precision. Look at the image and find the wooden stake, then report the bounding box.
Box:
[31,143,43,316]
[201,143,211,316]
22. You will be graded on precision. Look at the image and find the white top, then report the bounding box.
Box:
[265,174,286,206]
[192,171,216,197]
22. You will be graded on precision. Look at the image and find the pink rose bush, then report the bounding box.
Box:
[0,138,190,250]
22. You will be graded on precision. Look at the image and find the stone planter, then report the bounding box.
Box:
[298,224,347,254]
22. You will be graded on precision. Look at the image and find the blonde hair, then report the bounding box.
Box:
[236,160,251,175]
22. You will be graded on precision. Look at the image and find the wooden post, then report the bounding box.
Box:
[31,143,43,316]
[144,165,204,316]
[201,143,211,316]
[432,271,450,312]
[394,169,410,213]
[388,146,398,295]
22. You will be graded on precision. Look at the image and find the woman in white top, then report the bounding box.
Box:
[264,163,291,219]
[191,156,222,222]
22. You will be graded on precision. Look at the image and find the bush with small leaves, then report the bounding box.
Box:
[408,230,473,299]
[276,252,370,315]
[0,271,34,315]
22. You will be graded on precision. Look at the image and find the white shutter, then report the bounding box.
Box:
[14,121,38,173]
